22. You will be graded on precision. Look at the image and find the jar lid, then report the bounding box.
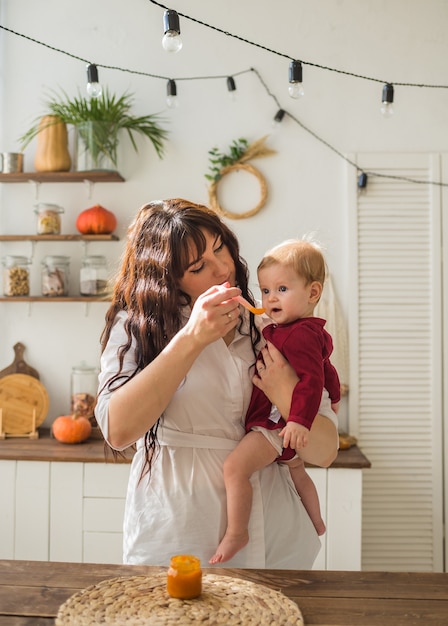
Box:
[82,255,107,265]
[41,255,70,265]
[72,360,98,374]
[2,254,31,266]
[34,203,64,213]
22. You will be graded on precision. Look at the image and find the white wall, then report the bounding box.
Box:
[0,0,447,427]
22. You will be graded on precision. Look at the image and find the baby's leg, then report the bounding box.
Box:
[209,430,278,564]
[285,457,326,535]
[298,404,339,468]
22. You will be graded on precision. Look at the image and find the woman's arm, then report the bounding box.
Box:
[252,341,339,468]
[104,284,241,449]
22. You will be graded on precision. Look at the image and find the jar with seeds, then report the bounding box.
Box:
[2,255,31,296]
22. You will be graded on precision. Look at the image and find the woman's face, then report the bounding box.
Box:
[178,229,236,303]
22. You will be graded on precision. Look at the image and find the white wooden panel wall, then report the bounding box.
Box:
[347,153,444,571]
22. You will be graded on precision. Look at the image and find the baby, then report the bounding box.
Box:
[210,238,340,564]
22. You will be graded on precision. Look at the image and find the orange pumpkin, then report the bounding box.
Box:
[76,204,117,235]
[52,414,92,444]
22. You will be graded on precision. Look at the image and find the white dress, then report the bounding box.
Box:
[95,310,321,569]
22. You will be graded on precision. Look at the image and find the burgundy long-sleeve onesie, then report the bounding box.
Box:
[245,317,340,460]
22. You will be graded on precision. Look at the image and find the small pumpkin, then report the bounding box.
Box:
[34,115,72,173]
[76,204,117,235]
[52,413,92,444]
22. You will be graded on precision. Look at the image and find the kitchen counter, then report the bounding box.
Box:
[0,428,370,467]
[0,559,446,625]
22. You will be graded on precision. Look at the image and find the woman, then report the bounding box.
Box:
[95,198,338,569]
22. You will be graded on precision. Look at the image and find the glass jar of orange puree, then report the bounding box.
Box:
[166,555,202,599]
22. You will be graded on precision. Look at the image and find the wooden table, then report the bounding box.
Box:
[0,560,446,625]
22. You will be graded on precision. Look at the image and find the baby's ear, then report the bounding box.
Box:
[309,281,323,303]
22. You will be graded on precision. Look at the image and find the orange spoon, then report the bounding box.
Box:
[234,295,265,315]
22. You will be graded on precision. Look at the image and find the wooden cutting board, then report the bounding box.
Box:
[0,342,40,380]
[0,373,49,436]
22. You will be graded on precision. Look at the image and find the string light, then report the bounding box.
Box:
[358,172,368,192]
[272,109,286,127]
[288,60,304,99]
[166,78,178,108]
[86,63,102,99]
[1,22,447,189]
[227,76,237,100]
[162,9,182,53]
[380,83,394,117]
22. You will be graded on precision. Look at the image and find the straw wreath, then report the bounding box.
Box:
[206,136,276,220]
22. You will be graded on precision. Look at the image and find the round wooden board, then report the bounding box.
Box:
[0,373,49,434]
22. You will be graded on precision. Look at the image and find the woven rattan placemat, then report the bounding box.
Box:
[56,572,304,625]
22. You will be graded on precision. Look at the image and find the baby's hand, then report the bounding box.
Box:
[279,422,309,450]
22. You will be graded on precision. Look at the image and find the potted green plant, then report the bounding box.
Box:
[20,89,169,171]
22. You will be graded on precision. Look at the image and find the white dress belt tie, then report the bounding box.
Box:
[157,427,239,451]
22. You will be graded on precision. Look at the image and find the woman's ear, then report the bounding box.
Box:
[309,281,323,304]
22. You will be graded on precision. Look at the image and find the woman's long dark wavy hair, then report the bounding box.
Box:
[99,198,260,476]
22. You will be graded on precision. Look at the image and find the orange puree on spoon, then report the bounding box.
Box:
[234,295,265,315]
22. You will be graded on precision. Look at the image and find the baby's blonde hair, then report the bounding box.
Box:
[257,238,326,286]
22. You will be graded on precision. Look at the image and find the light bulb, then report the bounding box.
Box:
[288,60,304,99]
[86,64,102,99]
[288,83,305,99]
[381,83,394,118]
[166,79,179,108]
[162,10,182,53]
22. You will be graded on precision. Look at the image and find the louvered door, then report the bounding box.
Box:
[347,153,444,571]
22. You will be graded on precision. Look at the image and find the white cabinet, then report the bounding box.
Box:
[0,459,364,569]
[0,460,129,564]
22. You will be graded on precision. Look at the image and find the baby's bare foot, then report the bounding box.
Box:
[315,519,326,536]
[209,530,249,564]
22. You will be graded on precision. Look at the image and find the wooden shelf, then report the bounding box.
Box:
[0,296,111,302]
[0,171,124,183]
[0,234,119,242]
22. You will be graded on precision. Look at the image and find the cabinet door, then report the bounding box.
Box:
[306,468,327,570]
[83,464,129,564]
[50,462,83,562]
[15,461,50,560]
[326,469,362,570]
[0,461,16,559]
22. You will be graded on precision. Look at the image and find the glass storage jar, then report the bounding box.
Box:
[71,361,98,418]
[2,255,31,296]
[41,255,70,296]
[34,203,64,235]
[80,255,109,296]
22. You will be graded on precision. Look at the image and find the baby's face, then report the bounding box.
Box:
[258,263,317,325]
